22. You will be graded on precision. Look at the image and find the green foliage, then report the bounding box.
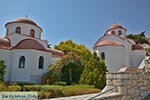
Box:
[54,39,92,64]
[42,61,62,85]
[53,81,67,86]
[24,84,100,99]
[7,85,21,91]
[0,82,22,91]
[79,52,107,89]
[0,82,7,91]
[23,85,42,91]
[127,31,148,44]
[0,60,6,81]
[63,85,100,97]
[60,62,84,85]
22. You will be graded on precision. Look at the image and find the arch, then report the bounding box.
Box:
[19,56,25,68]
[30,29,35,37]
[101,52,105,60]
[111,31,115,35]
[16,26,21,34]
[118,30,122,35]
[39,56,44,69]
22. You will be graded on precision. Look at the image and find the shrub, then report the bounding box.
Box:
[23,85,42,91]
[63,85,100,96]
[23,84,100,99]
[0,82,7,91]
[53,81,67,86]
[7,85,21,91]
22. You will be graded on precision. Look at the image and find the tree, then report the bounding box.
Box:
[54,40,92,65]
[0,60,6,81]
[79,52,107,89]
[127,31,148,44]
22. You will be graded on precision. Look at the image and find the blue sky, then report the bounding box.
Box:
[0,0,150,50]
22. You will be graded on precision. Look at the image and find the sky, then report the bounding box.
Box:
[0,0,150,50]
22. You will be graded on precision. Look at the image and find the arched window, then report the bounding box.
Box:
[16,27,21,34]
[101,52,105,60]
[111,31,115,35]
[19,56,25,68]
[30,29,35,37]
[118,30,122,35]
[39,56,44,69]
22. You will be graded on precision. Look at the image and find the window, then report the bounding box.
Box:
[39,56,44,69]
[118,30,122,35]
[101,52,105,60]
[30,29,35,37]
[111,31,115,35]
[19,56,25,68]
[16,27,21,34]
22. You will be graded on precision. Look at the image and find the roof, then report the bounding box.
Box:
[47,48,64,58]
[14,39,46,51]
[5,18,42,31]
[0,37,11,47]
[106,24,127,32]
[94,40,125,49]
[13,39,64,57]
[132,44,145,50]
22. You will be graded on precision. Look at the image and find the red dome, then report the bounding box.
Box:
[94,40,124,48]
[106,24,126,32]
[5,18,42,31]
[14,39,45,51]
[0,38,11,47]
[132,45,144,50]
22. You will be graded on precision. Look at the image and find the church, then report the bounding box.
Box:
[0,18,64,83]
[93,24,146,72]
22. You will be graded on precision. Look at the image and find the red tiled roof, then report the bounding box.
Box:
[106,24,127,32]
[47,48,64,58]
[132,45,145,50]
[0,37,11,47]
[5,18,42,31]
[14,39,46,51]
[94,40,124,49]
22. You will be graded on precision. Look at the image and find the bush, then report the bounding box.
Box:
[7,85,21,91]
[63,85,100,96]
[0,82,7,91]
[53,81,67,86]
[23,85,42,91]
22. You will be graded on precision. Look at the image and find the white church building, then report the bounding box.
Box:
[93,24,146,72]
[0,18,64,83]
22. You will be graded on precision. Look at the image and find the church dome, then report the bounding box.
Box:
[5,18,42,31]
[13,18,38,26]
[0,37,11,47]
[110,24,123,29]
[94,40,125,48]
[14,39,45,51]
[106,24,127,32]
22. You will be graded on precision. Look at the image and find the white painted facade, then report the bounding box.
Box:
[0,18,64,83]
[93,24,146,72]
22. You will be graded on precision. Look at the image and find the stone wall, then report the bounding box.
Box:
[91,57,150,100]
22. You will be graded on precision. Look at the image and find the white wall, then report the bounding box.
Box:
[10,49,53,83]
[6,23,42,39]
[96,46,128,72]
[0,49,11,81]
[132,50,146,67]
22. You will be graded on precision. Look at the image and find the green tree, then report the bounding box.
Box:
[79,52,107,89]
[0,60,6,81]
[42,60,62,84]
[54,40,92,65]
[127,31,148,44]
